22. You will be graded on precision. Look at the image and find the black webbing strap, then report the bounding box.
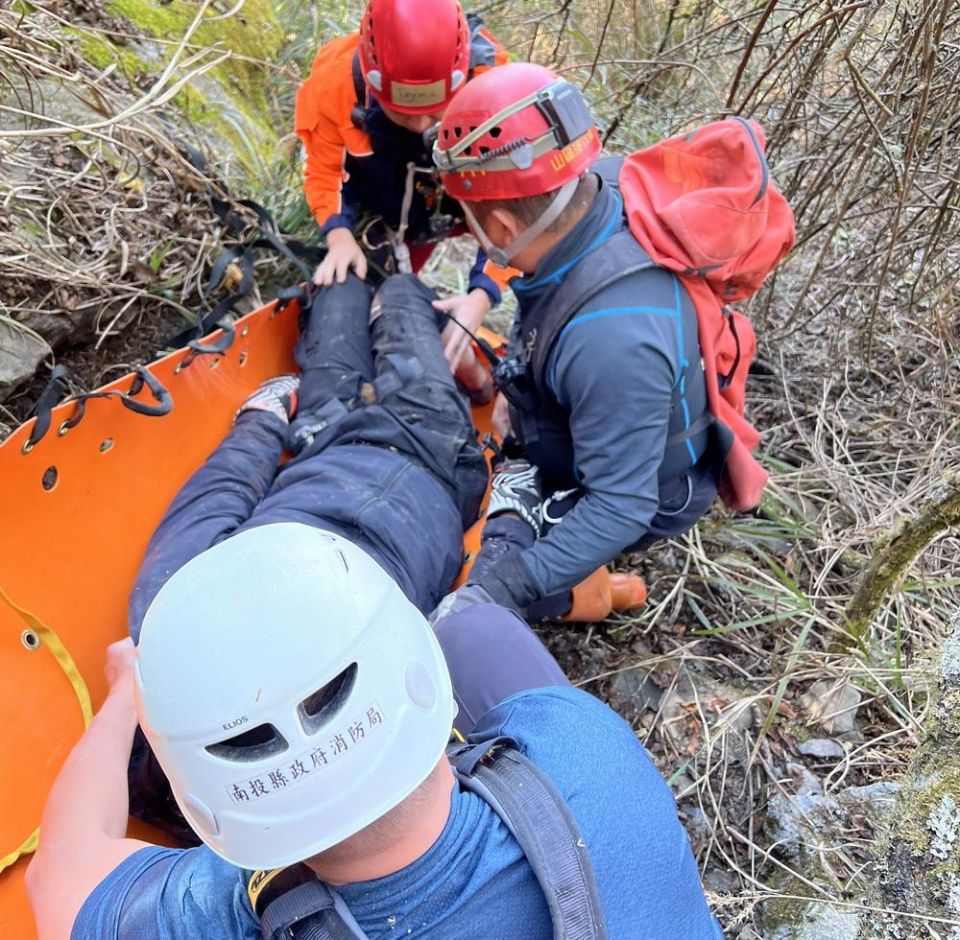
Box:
[350,51,367,129]
[24,363,173,451]
[260,879,363,940]
[24,364,72,449]
[163,137,323,354]
[452,738,608,940]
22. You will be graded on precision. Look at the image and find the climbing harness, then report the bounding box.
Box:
[164,139,322,354]
[22,134,323,450]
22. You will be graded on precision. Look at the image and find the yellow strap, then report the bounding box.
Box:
[248,867,285,912]
[0,585,93,873]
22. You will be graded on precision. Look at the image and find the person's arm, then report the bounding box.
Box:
[301,115,367,286]
[26,640,152,940]
[295,69,369,285]
[295,67,364,235]
[433,286,492,369]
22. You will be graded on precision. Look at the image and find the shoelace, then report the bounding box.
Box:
[492,463,540,497]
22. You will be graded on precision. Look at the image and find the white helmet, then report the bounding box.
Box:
[134,522,455,870]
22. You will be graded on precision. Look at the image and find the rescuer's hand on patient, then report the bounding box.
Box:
[433,288,492,370]
[314,228,368,286]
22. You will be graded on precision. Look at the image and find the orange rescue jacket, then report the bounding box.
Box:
[294,24,507,230]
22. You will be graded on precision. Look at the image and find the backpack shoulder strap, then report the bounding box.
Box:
[350,50,367,129]
[451,738,609,940]
[529,229,654,399]
[251,864,368,940]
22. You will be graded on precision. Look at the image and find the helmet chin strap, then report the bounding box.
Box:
[461,177,581,268]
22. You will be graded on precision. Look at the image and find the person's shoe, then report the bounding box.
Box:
[235,374,300,424]
[486,459,543,535]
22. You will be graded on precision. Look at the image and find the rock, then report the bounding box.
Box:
[766,901,859,940]
[837,781,900,821]
[609,667,661,712]
[765,790,843,859]
[765,764,845,860]
[0,319,51,401]
[797,738,846,760]
[788,762,823,797]
[659,671,754,749]
[927,793,960,860]
[702,864,739,895]
[801,679,862,736]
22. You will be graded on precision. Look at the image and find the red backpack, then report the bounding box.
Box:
[619,117,795,511]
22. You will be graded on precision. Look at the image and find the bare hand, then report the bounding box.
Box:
[492,392,512,438]
[433,289,492,370]
[314,228,367,286]
[104,637,137,701]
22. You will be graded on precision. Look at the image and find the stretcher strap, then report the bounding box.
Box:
[0,586,92,873]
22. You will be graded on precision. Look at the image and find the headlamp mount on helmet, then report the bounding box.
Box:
[536,82,595,148]
[432,80,595,175]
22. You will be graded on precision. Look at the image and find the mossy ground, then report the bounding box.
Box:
[73,0,289,176]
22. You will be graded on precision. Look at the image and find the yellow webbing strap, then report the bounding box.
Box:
[0,585,93,873]
[248,867,286,914]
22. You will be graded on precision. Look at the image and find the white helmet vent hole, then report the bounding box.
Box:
[298,662,358,735]
[206,723,288,762]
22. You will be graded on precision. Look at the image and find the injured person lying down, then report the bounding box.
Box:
[25,274,723,938]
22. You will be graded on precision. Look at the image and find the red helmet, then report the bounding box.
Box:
[359,0,471,115]
[433,63,601,201]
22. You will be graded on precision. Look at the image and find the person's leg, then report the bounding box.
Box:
[368,274,472,435]
[128,405,288,845]
[128,410,286,640]
[368,274,487,525]
[434,603,570,737]
[294,276,376,418]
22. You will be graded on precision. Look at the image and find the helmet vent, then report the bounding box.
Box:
[489,126,502,138]
[298,662,358,735]
[206,723,288,763]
